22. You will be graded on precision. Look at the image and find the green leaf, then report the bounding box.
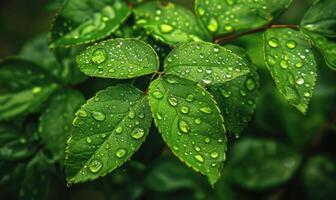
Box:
[148,75,227,185]
[39,89,85,163]
[76,38,159,79]
[164,41,250,86]
[302,30,336,70]
[263,28,317,113]
[209,45,259,137]
[228,138,301,190]
[65,84,152,184]
[301,0,336,37]
[302,155,336,200]
[195,0,292,36]
[0,125,35,161]
[134,1,209,46]
[0,58,59,121]
[49,0,130,48]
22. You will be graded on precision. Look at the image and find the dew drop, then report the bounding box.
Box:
[32,86,42,94]
[296,78,304,85]
[207,18,218,32]
[116,148,127,158]
[245,78,256,91]
[200,107,212,114]
[194,154,204,163]
[295,62,303,68]
[220,88,231,98]
[128,110,136,119]
[197,7,205,16]
[186,94,195,102]
[179,120,190,133]
[268,38,279,48]
[92,111,106,121]
[159,24,174,33]
[204,137,210,143]
[89,159,103,173]
[77,109,88,117]
[213,47,219,53]
[286,40,297,49]
[152,91,164,99]
[180,106,190,114]
[131,128,145,139]
[194,118,202,125]
[168,97,178,107]
[210,152,219,159]
[115,126,123,134]
[86,137,92,144]
[91,48,107,64]
[280,60,289,69]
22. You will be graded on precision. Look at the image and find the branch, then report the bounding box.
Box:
[213,24,299,44]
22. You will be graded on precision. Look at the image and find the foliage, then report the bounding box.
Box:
[0,0,335,199]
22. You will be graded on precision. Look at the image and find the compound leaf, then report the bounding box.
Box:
[195,0,292,37]
[0,58,59,121]
[134,1,209,46]
[39,89,85,163]
[49,0,130,48]
[228,138,301,190]
[263,28,317,113]
[65,85,152,184]
[164,41,250,86]
[76,38,159,79]
[301,0,336,37]
[148,75,227,185]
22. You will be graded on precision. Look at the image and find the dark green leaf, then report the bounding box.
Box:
[0,58,59,121]
[148,75,227,185]
[76,38,159,79]
[302,155,336,200]
[209,45,259,137]
[134,1,209,46]
[164,41,250,86]
[229,138,301,190]
[263,28,317,113]
[39,89,85,163]
[195,0,292,36]
[301,0,336,37]
[65,84,152,184]
[49,0,130,48]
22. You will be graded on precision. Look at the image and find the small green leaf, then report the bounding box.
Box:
[65,85,152,184]
[302,30,336,70]
[301,0,336,37]
[49,0,130,48]
[0,58,59,121]
[0,125,35,161]
[209,45,259,137]
[76,38,159,79]
[302,155,336,200]
[229,138,301,190]
[134,1,209,46]
[164,41,250,86]
[195,0,292,36]
[39,89,85,163]
[263,28,317,113]
[148,75,227,185]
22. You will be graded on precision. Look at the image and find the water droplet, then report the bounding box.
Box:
[304,92,310,97]
[220,88,231,98]
[91,48,107,64]
[286,40,297,49]
[267,55,276,65]
[180,106,190,114]
[89,159,103,173]
[280,60,289,69]
[194,154,204,163]
[173,146,179,151]
[115,126,123,134]
[194,145,201,151]
[77,109,88,117]
[152,91,164,99]
[207,18,218,32]
[32,87,42,94]
[86,137,92,144]
[245,78,256,91]
[116,148,127,158]
[210,152,219,159]
[128,110,136,119]
[268,38,278,48]
[204,137,210,143]
[194,118,202,125]
[156,113,162,120]
[197,7,205,16]
[296,78,304,85]
[168,97,178,107]
[186,94,195,102]
[213,47,219,53]
[295,62,303,68]
[167,78,178,84]
[179,120,190,133]
[92,111,106,121]
[131,128,145,139]
[200,107,212,114]
[159,24,174,33]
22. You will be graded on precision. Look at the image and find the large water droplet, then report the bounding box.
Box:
[194,118,202,125]
[186,94,195,102]
[194,154,204,163]
[197,7,205,16]
[32,86,42,94]
[268,38,279,48]
[280,60,289,69]
[159,24,174,33]
[92,111,106,121]
[296,78,304,85]
[286,40,297,49]
[77,109,88,117]
[89,159,103,173]
[152,91,164,99]
[128,110,136,119]
[180,106,190,114]
[168,97,178,107]
[207,18,218,32]
[92,48,107,64]
[116,148,127,158]
[115,126,123,134]
[179,119,190,133]
[210,152,219,159]
[295,62,303,68]
[200,107,212,114]
[131,128,145,139]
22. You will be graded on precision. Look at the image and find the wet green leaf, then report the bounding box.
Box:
[49,0,130,48]
[134,1,209,46]
[263,28,317,113]
[302,155,336,200]
[0,58,59,121]
[39,89,85,163]
[301,0,336,37]
[65,85,152,184]
[76,38,159,79]
[148,75,227,185]
[229,138,301,190]
[195,0,292,36]
[209,45,259,137]
[164,41,250,86]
